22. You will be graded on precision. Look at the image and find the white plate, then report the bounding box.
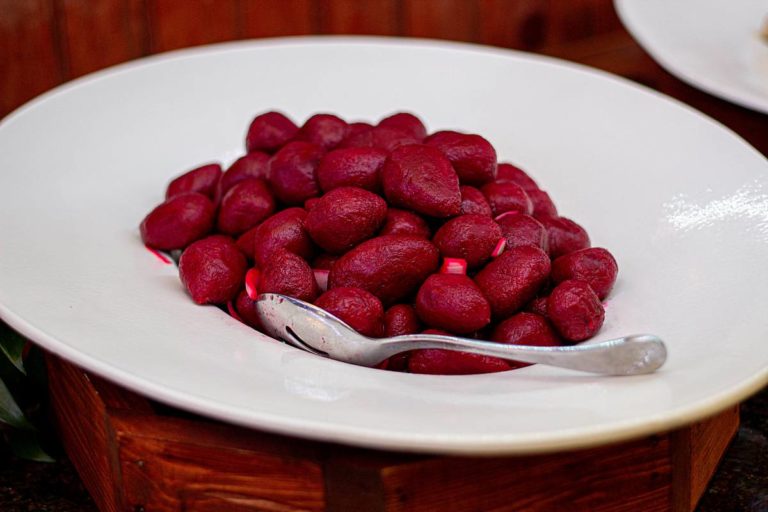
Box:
[1,38,767,455]
[616,0,768,113]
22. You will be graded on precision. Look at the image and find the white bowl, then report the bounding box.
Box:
[1,38,767,455]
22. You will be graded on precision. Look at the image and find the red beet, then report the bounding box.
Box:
[268,141,324,205]
[166,163,222,200]
[409,330,511,375]
[551,247,618,300]
[179,235,247,305]
[425,130,497,185]
[496,213,549,252]
[384,304,421,337]
[496,163,539,192]
[432,214,502,269]
[459,185,492,216]
[297,113,349,151]
[547,280,604,342]
[381,144,461,218]
[140,193,215,251]
[340,125,420,152]
[539,216,591,258]
[234,290,262,330]
[313,253,338,271]
[251,207,315,267]
[345,122,373,139]
[317,147,387,193]
[235,225,259,260]
[528,188,558,219]
[257,250,319,302]
[525,296,550,317]
[379,209,431,238]
[315,287,384,337]
[491,312,561,368]
[220,153,271,195]
[305,187,388,254]
[415,274,491,333]
[246,111,299,153]
[377,112,427,140]
[475,245,551,318]
[304,197,320,211]
[216,179,276,236]
[481,181,533,217]
[328,235,440,305]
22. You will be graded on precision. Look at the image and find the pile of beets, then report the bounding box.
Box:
[140,111,618,375]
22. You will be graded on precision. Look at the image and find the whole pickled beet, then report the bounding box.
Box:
[166,163,222,200]
[328,235,440,305]
[379,209,431,238]
[257,250,318,302]
[234,290,262,330]
[315,287,384,337]
[382,144,461,218]
[425,131,497,185]
[179,235,246,305]
[268,141,324,205]
[305,187,387,254]
[528,188,558,219]
[475,245,551,318]
[235,225,259,260]
[526,296,549,317]
[547,280,604,342]
[496,163,539,192]
[481,181,532,217]
[297,113,349,151]
[345,122,373,139]
[539,216,590,258]
[415,274,491,333]
[432,214,502,269]
[491,312,561,368]
[460,186,492,216]
[304,197,320,211]
[551,247,618,300]
[496,213,549,252]
[251,207,315,267]
[317,147,387,193]
[246,111,299,153]
[340,125,420,152]
[377,112,427,140]
[217,179,276,236]
[140,193,215,251]
[384,304,421,337]
[409,330,511,375]
[220,152,270,194]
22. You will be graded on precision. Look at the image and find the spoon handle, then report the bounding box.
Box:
[387,334,667,375]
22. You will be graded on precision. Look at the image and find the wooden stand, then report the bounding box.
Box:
[45,354,738,512]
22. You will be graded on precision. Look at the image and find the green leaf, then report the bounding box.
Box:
[7,429,54,462]
[0,321,26,374]
[0,377,33,430]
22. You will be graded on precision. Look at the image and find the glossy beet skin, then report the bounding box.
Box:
[166,163,222,200]
[432,214,502,269]
[481,181,533,217]
[539,216,591,258]
[491,312,561,368]
[140,193,215,251]
[475,245,551,319]
[547,280,605,342]
[459,185,492,216]
[250,207,315,268]
[408,330,511,375]
[551,247,618,300]
[317,147,387,193]
[425,130,497,185]
[245,111,299,153]
[381,144,461,218]
[305,187,388,254]
[495,163,539,192]
[234,290,262,330]
[315,287,384,337]
[179,236,247,305]
[328,235,440,305]
[379,209,431,238]
[339,125,420,152]
[527,188,558,219]
[268,141,324,205]
[496,213,549,252]
[216,179,276,236]
[297,114,349,151]
[220,152,271,195]
[377,112,427,140]
[384,304,421,337]
[415,274,491,334]
[257,250,319,303]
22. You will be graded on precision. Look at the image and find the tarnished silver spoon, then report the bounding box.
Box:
[255,293,667,375]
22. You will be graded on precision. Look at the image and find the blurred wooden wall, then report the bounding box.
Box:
[0,0,621,118]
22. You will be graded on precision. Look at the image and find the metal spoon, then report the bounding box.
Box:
[255,293,667,375]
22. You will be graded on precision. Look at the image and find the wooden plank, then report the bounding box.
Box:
[317,0,399,35]
[477,0,549,50]
[240,0,317,38]
[544,0,622,45]
[55,0,147,79]
[0,0,63,117]
[401,0,477,42]
[146,0,239,53]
